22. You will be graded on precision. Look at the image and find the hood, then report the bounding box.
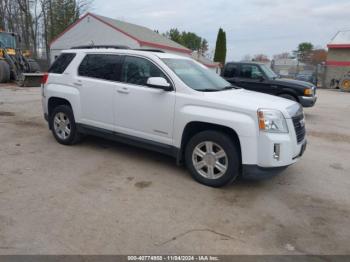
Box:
[274,78,314,88]
[202,89,299,119]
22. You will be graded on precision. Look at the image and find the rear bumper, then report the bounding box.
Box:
[298,95,317,107]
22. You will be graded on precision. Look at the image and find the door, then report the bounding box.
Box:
[76,54,122,131]
[114,55,176,145]
[236,64,272,94]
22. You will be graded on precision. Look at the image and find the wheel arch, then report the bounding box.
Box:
[48,97,72,129]
[177,121,242,165]
[276,88,299,102]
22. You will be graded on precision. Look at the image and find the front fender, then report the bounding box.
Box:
[174,105,259,165]
[277,87,300,98]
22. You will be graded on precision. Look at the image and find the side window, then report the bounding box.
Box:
[49,53,76,74]
[240,65,263,80]
[121,56,169,86]
[78,54,122,81]
[223,64,239,78]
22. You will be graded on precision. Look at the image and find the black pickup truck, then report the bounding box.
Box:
[221,62,317,107]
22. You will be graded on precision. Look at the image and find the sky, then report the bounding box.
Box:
[92,0,350,61]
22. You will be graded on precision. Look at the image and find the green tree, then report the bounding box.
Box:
[164,28,208,54]
[181,31,202,51]
[295,42,314,63]
[48,0,81,43]
[298,42,314,53]
[40,0,90,60]
[164,28,182,44]
[214,28,227,65]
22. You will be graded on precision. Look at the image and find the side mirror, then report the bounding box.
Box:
[252,73,264,81]
[259,75,265,82]
[146,77,172,91]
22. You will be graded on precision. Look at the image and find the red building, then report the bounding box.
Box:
[325,30,350,91]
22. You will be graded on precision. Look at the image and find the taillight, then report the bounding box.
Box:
[41,73,49,84]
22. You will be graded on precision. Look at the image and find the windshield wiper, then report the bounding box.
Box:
[200,89,221,92]
[197,86,241,92]
[221,85,241,90]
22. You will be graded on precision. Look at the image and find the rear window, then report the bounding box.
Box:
[49,53,76,74]
[78,54,122,81]
[223,63,239,78]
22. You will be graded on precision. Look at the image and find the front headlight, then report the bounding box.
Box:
[257,109,289,133]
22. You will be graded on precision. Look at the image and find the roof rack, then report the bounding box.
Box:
[133,49,165,53]
[70,45,165,53]
[71,45,130,50]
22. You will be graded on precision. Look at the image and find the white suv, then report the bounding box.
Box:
[42,47,307,187]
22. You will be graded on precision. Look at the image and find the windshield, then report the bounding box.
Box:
[162,58,231,91]
[260,64,278,79]
[0,33,16,48]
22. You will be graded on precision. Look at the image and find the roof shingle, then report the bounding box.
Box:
[91,13,191,53]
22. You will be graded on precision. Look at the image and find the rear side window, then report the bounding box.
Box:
[78,54,122,81]
[49,53,76,74]
[223,64,239,78]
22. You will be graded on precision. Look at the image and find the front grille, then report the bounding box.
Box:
[292,114,306,143]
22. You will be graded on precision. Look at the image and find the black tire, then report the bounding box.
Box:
[0,60,10,83]
[185,130,240,187]
[279,93,297,102]
[50,105,81,145]
[16,72,25,87]
[27,59,41,73]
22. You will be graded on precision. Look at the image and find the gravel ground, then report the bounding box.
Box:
[0,84,349,255]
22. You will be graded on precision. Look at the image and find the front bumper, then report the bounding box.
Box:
[242,165,289,179]
[298,95,317,107]
[242,140,307,179]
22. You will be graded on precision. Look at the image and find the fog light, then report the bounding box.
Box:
[273,144,280,160]
[304,88,313,96]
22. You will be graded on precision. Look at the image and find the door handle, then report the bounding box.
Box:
[117,87,129,94]
[73,82,82,87]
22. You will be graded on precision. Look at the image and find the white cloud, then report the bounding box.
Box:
[143,10,178,18]
[92,0,350,60]
[312,2,350,18]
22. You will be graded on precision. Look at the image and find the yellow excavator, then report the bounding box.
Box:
[0,30,42,86]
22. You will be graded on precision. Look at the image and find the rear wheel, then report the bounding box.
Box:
[0,60,10,83]
[185,130,240,187]
[50,105,81,145]
[279,93,297,102]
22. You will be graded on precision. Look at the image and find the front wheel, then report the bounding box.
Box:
[50,105,81,145]
[185,131,240,187]
[0,60,10,83]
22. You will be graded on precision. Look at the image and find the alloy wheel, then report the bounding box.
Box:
[192,141,228,179]
[53,112,71,140]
